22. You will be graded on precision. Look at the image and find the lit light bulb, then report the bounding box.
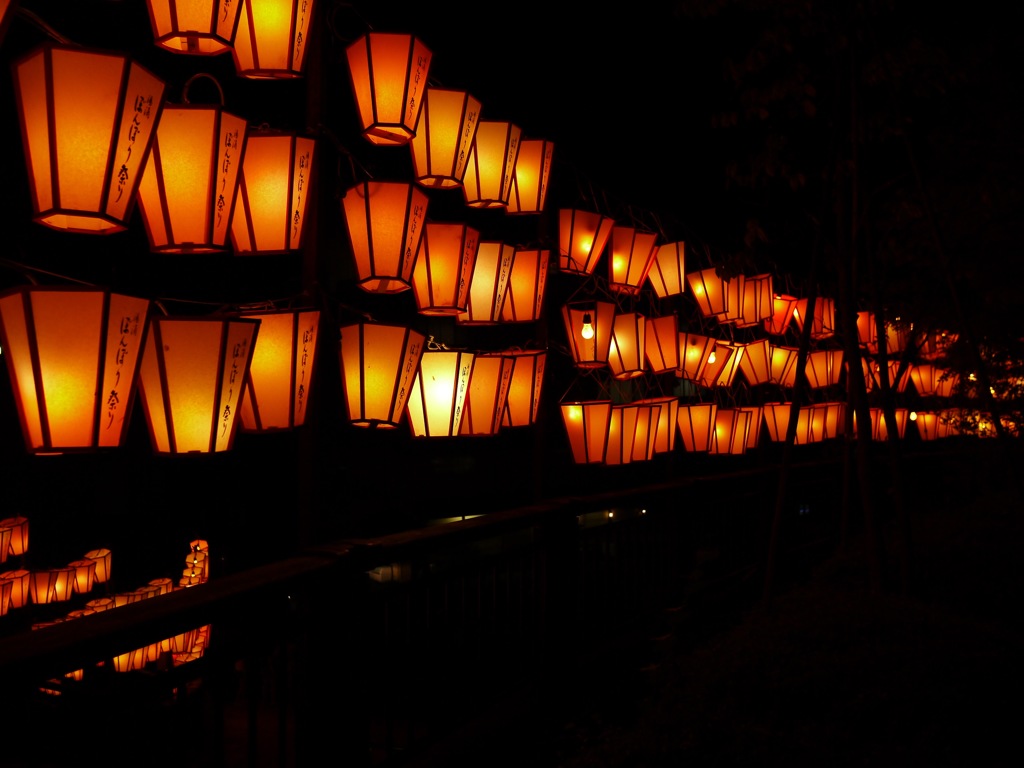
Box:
[581,312,595,340]
[708,350,717,364]
[910,411,918,421]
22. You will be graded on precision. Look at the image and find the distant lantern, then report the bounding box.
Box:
[459,353,513,436]
[607,312,647,380]
[137,316,260,454]
[412,222,478,316]
[558,209,614,275]
[677,403,717,453]
[28,567,75,605]
[638,396,679,454]
[804,348,843,388]
[462,120,521,208]
[338,323,425,429]
[502,349,546,428]
[457,241,514,324]
[0,529,8,566]
[346,32,431,145]
[146,0,242,55]
[608,226,659,296]
[67,559,97,594]
[606,403,657,465]
[716,274,745,324]
[909,363,949,398]
[792,297,836,339]
[678,332,717,383]
[137,82,247,253]
[12,43,166,233]
[817,401,845,440]
[645,315,680,374]
[0,516,28,557]
[764,293,798,336]
[406,349,474,438]
[230,129,315,255]
[232,0,317,79]
[238,308,320,431]
[560,400,611,464]
[856,311,878,353]
[507,138,554,214]
[734,273,773,328]
[84,548,112,584]
[762,402,792,442]
[342,180,428,294]
[0,287,150,454]
[1,569,30,609]
[737,338,772,386]
[501,248,549,323]
[685,268,729,318]
[410,87,481,188]
[769,345,799,387]
[0,579,10,617]
[562,301,616,369]
[647,241,686,298]
[913,411,941,441]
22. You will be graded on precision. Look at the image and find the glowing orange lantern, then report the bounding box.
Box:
[606,403,657,465]
[84,548,112,584]
[909,363,952,398]
[232,0,316,79]
[857,311,878,353]
[342,180,427,293]
[562,301,615,369]
[338,323,425,429]
[769,345,799,387]
[137,82,247,253]
[463,120,521,208]
[1,569,30,609]
[12,43,166,233]
[638,396,679,454]
[67,559,97,594]
[406,349,474,438]
[146,0,242,55]
[28,567,75,604]
[412,222,478,315]
[502,349,546,428]
[137,316,260,454]
[764,293,798,336]
[410,87,481,188]
[762,402,792,442]
[792,297,836,339]
[507,138,554,214]
[644,315,680,374]
[607,312,647,380]
[501,248,549,323]
[912,411,940,440]
[238,308,320,431]
[231,129,315,254]
[608,226,658,296]
[346,32,431,145]
[677,402,717,452]
[558,209,614,275]
[734,273,773,328]
[0,516,28,557]
[700,341,740,387]
[686,268,729,318]
[678,332,717,383]
[0,529,9,566]
[804,348,843,388]
[0,579,11,617]
[457,241,514,324]
[737,338,772,386]
[0,287,150,454]
[459,353,513,436]
[710,408,751,455]
[560,401,611,464]
[740,405,764,449]
[647,241,686,298]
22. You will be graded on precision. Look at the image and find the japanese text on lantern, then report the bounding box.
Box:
[298,321,315,417]
[292,150,310,241]
[295,1,309,59]
[217,128,241,227]
[221,338,247,436]
[396,338,421,406]
[116,94,155,202]
[106,312,142,429]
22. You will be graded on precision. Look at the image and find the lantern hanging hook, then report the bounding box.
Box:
[182,73,226,106]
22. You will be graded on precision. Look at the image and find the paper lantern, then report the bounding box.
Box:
[606,403,658,465]
[136,89,247,253]
[912,411,940,440]
[501,249,549,323]
[12,43,166,233]
[232,0,317,79]
[864,359,911,393]
[338,323,425,429]
[238,308,320,431]
[342,181,428,294]
[412,223,478,315]
[762,402,792,442]
[710,408,751,455]
[0,287,150,454]
[638,396,679,454]
[857,311,878,352]
[84,548,112,584]
[146,0,242,55]
[686,268,729,318]
[908,364,956,398]
[677,403,717,452]
[804,348,843,388]
[645,315,680,374]
[459,353,513,436]
[608,226,658,296]
[28,567,75,605]
[792,297,836,339]
[462,120,521,208]
[410,87,481,188]
[0,516,28,557]
[507,138,554,214]
[562,301,615,369]
[678,333,717,383]
[501,349,546,428]
[737,338,772,386]
[0,528,9,565]
[647,241,686,298]
[67,559,97,594]
[0,569,30,610]
[816,401,845,440]
[764,293,798,336]
[607,312,647,380]
[769,345,799,387]
[701,341,741,387]
[734,273,774,328]
[740,405,764,449]
[558,209,614,275]
[457,241,514,324]
[137,316,260,454]
[0,579,11,617]
[346,32,431,145]
[230,130,316,254]
[560,401,611,464]
[406,349,474,438]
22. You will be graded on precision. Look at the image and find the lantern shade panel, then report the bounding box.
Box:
[68,559,97,594]
[0,288,150,454]
[238,308,320,431]
[501,248,549,323]
[0,579,10,617]
[501,350,546,427]
[913,411,940,440]
[792,297,836,339]
[769,345,799,387]
[558,209,614,275]
[457,241,514,324]
[560,401,611,464]
[804,348,843,388]
[607,313,647,380]
[686,268,729,318]
[740,406,764,449]
[737,338,772,386]
[231,132,315,254]
[764,293,798,335]
[678,333,717,383]
[762,402,792,442]
[84,548,112,584]
[0,517,28,557]
[410,88,481,188]
[638,396,679,454]
[644,315,680,374]
[343,181,428,294]
[700,342,739,387]
[606,404,657,465]
[734,273,774,328]
[346,32,431,145]
[857,311,878,352]
[677,403,717,452]
[232,0,316,79]
[146,0,241,55]
[406,350,474,437]
[338,323,425,429]
[28,567,75,604]
[562,301,615,369]
[647,241,686,298]
[716,274,744,324]
[12,44,166,233]
[710,408,751,455]
[137,103,247,253]
[507,138,554,214]
[412,222,478,315]
[137,316,259,454]
[459,353,513,436]
[608,227,658,296]
[1,569,30,609]
[462,121,521,208]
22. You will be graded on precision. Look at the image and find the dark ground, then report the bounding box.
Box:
[406,442,1024,767]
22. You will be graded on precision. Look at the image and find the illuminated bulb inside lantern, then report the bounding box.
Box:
[909,411,918,421]
[581,312,595,340]
[708,350,717,364]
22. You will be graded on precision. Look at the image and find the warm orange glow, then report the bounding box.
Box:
[685,268,729,317]
[606,403,658,465]
[647,241,686,298]
[12,44,166,233]
[737,338,772,386]
[913,411,941,440]
[231,131,316,254]
[701,342,741,387]
[406,350,475,438]
[84,548,112,584]
[560,401,611,464]
[346,32,431,145]
[501,350,546,428]
[501,249,550,323]
[507,138,554,214]
[769,345,799,387]
[146,0,241,55]
[338,323,425,429]
[764,293,798,336]
[343,181,428,294]
[710,408,751,455]
[412,223,479,315]
[28,567,75,605]
[608,226,659,296]
[678,332,717,383]
[644,315,680,374]
[740,406,764,449]
[804,348,843,388]
[411,87,481,188]
[137,100,247,252]
[792,297,836,339]
[463,120,521,208]
[677,403,717,452]
[558,209,614,275]
[734,273,773,327]
[459,353,513,436]
[607,312,647,380]
[638,396,680,454]
[67,559,97,594]
[233,0,316,79]
[762,402,792,442]
[562,301,616,369]
[0,516,29,557]
[0,569,30,609]
[457,241,515,324]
